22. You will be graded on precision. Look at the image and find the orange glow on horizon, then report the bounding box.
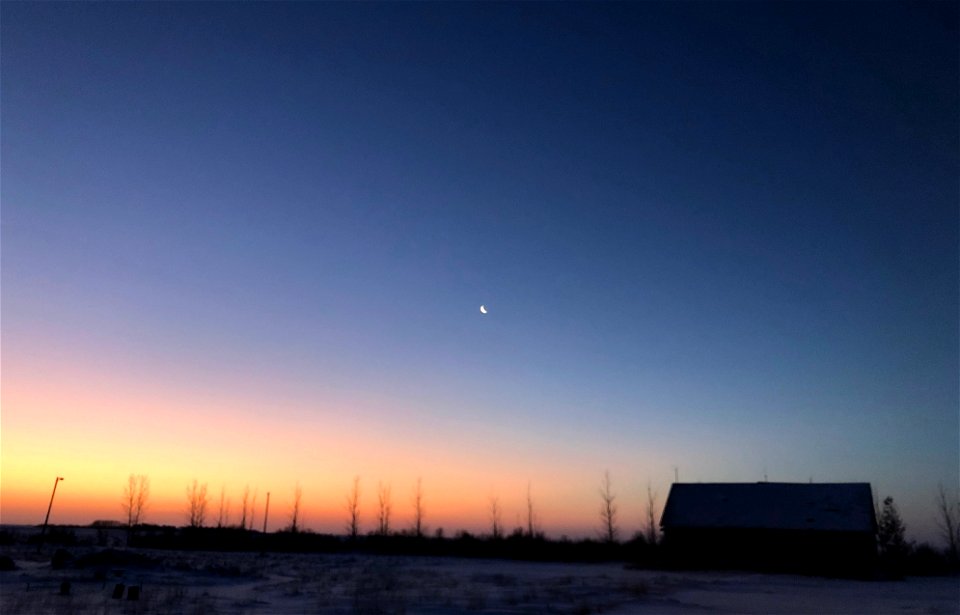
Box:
[2,350,669,537]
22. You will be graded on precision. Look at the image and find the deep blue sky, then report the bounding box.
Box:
[2,2,957,537]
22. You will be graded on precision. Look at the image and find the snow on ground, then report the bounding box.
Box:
[1,546,957,614]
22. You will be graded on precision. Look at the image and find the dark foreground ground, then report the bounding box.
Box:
[1,542,958,615]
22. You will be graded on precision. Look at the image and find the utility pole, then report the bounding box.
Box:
[262,492,270,534]
[41,477,64,535]
[39,476,64,550]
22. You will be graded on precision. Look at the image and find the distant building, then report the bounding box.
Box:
[659,482,877,576]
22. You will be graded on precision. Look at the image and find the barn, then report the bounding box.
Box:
[659,482,877,576]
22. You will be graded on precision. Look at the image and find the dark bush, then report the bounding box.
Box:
[74,548,157,569]
[0,555,17,571]
[906,543,951,576]
[28,527,77,546]
[51,548,74,569]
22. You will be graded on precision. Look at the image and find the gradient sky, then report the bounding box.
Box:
[2,2,957,542]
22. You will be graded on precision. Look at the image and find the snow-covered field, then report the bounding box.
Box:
[1,545,957,614]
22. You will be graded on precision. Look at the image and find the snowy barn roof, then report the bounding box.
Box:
[660,482,876,533]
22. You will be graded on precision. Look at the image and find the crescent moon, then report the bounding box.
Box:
[480,305,488,314]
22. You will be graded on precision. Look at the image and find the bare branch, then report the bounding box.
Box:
[412,477,425,537]
[936,483,960,563]
[377,482,392,536]
[217,485,230,528]
[185,479,208,528]
[248,489,258,531]
[526,482,540,538]
[645,481,658,545]
[599,470,618,543]
[239,485,250,530]
[122,474,150,527]
[489,496,503,539]
[346,476,361,538]
[286,482,303,533]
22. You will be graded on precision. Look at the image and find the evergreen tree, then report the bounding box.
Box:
[877,496,909,574]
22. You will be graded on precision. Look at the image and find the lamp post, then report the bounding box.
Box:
[41,476,64,535]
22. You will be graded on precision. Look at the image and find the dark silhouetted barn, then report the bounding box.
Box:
[660,482,877,576]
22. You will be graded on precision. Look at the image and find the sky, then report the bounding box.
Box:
[2,2,957,542]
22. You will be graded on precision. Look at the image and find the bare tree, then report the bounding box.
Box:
[599,470,618,543]
[239,485,250,530]
[248,489,258,531]
[134,475,150,525]
[289,483,303,533]
[217,485,230,528]
[936,483,960,563]
[412,477,425,537]
[644,481,658,545]
[526,482,540,538]
[121,474,150,527]
[489,496,503,539]
[345,476,361,538]
[186,479,208,528]
[377,482,392,536]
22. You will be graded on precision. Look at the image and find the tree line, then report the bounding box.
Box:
[118,471,960,563]
[119,471,658,542]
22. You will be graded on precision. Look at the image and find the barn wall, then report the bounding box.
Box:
[662,527,876,577]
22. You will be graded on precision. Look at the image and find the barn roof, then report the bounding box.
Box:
[660,482,876,533]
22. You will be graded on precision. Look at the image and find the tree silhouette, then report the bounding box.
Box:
[644,481,658,545]
[877,496,908,572]
[216,484,230,528]
[121,474,149,527]
[288,483,302,533]
[526,482,540,538]
[935,483,959,564]
[412,477,425,537]
[599,470,618,543]
[186,479,208,528]
[377,482,392,536]
[239,485,251,530]
[489,496,503,539]
[248,489,258,531]
[346,476,361,538]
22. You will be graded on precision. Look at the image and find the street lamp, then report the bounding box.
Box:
[40,476,64,537]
